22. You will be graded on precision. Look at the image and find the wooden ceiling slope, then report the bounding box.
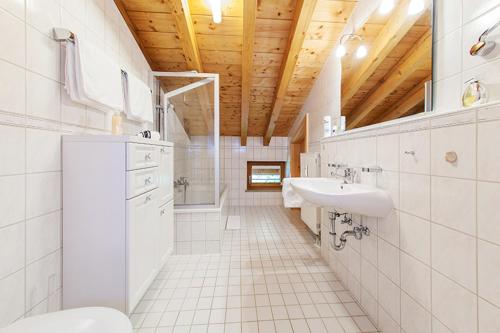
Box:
[265,0,356,142]
[116,0,355,139]
[341,2,432,129]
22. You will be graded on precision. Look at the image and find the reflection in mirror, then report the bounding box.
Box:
[340,0,433,129]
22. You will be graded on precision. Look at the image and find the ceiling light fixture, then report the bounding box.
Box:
[356,44,368,58]
[208,0,222,24]
[408,0,424,15]
[336,34,366,59]
[379,0,395,14]
[336,44,347,58]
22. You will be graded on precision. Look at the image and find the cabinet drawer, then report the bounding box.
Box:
[127,168,158,199]
[127,143,158,170]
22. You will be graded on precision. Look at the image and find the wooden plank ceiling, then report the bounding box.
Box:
[341,1,432,129]
[116,0,355,141]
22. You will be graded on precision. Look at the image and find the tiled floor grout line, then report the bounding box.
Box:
[132,206,379,333]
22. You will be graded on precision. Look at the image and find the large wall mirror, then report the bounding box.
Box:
[340,0,433,130]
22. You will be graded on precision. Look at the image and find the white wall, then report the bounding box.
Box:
[0,0,151,326]
[320,104,500,333]
[433,0,500,111]
[220,136,288,207]
[288,50,342,153]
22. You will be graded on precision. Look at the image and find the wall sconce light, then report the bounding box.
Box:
[379,0,395,14]
[336,34,367,59]
[408,0,425,15]
[470,20,500,56]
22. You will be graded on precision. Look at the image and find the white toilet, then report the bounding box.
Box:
[0,307,132,333]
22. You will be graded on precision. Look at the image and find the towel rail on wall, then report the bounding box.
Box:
[53,28,74,42]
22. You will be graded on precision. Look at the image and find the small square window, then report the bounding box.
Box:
[247,161,286,191]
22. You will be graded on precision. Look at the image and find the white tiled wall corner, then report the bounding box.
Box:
[0,0,152,326]
[220,136,288,207]
[319,103,500,333]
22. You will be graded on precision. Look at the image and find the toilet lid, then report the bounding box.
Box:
[0,307,132,333]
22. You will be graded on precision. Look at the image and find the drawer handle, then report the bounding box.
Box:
[145,195,152,202]
[145,153,152,161]
[404,150,415,156]
[160,209,165,215]
[160,148,165,153]
[145,177,152,185]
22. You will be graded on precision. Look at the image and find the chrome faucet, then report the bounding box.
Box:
[343,168,357,184]
[174,176,189,187]
[174,177,190,204]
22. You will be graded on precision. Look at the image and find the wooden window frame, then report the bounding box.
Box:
[247,161,286,191]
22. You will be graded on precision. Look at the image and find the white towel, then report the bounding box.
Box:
[122,71,154,123]
[64,35,123,112]
[282,178,304,208]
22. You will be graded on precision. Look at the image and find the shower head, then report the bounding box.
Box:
[470,21,500,56]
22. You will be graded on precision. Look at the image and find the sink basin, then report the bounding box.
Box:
[289,178,393,218]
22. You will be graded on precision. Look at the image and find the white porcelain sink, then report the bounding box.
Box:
[290,178,393,218]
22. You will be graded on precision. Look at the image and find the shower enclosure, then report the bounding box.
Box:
[153,71,220,208]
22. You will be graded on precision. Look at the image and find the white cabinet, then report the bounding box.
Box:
[62,136,174,315]
[158,200,174,265]
[128,189,159,309]
[159,146,174,204]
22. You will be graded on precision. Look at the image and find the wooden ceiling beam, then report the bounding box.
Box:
[169,0,213,131]
[376,75,431,123]
[240,0,257,146]
[347,29,432,130]
[341,0,431,108]
[263,0,317,146]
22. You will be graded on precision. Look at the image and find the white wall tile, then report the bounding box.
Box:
[400,173,430,219]
[25,250,61,311]
[26,129,61,173]
[431,177,476,235]
[0,60,25,115]
[0,8,25,67]
[26,211,61,264]
[433,74,462,112]
[26,72,61,122]
[26,172,61,219]
[400,252,431,310]
[378,238,399,285]
[478,298,500,333]
[478,240,500,308]
[432,271,477,333]
[0,175,25,228]
[431,124,476,179]
[432,223,477,291]
[400,130,430,174]
[434,29,463,81]
[401,292,431,333]
[400,212,430,264]
[477,181,500,245]
[0,0,25,19]
[0,222,25,279]
[0,270,25,327]
[434,0,462,40]
[26,26,61,82]
[378,272,400,324]
[0,125,25,175]
[26,0,61,37]
[477,121,500,182]
[462,0,499,24]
